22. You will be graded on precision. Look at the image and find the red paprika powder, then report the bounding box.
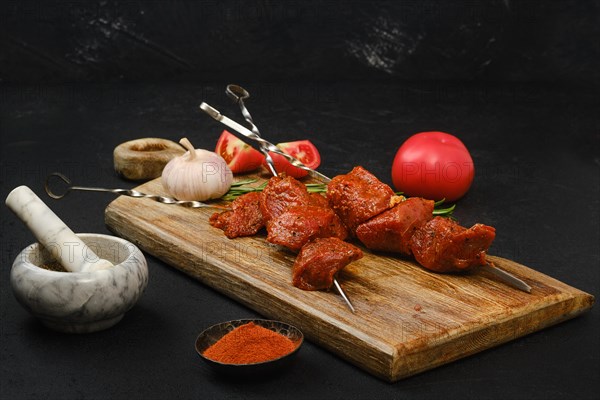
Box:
[203,322,296,364]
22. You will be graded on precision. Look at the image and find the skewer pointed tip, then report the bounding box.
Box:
[482,262,532,294]
[334,278,356,313]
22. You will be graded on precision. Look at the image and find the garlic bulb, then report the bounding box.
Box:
[161,138,233,201]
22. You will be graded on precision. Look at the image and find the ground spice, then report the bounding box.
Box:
[40,261,67,272]
[203,322,296,364]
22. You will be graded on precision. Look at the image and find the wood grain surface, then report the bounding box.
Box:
[104,174,594,381]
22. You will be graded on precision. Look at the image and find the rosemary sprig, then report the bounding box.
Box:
[221,179,267,201]
[305,183,327,194]
[231,179,259,187]
[433,203,456,216]
[431,198,455,216]
[222,181,456,217]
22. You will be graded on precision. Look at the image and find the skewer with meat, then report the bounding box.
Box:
[210,166,520,293]
[329,166,496,274]
[258,176,358,294]
[210,175,356,291]
[259,177,356,292]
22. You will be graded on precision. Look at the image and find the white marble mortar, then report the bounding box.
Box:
[11,233,149,333]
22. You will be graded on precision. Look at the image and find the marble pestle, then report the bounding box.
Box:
[5,186,114,272]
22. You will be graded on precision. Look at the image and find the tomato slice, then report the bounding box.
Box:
[215,130,265,174]
[262,140,321,178]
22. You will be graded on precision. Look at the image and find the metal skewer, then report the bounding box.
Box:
[333,279,356,313]
[199,102,331,183]
[44,172,231,210]
[482,262,532,293]
[225,85,279,178]
[220,84,355,313]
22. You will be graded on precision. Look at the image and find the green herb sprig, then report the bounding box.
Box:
[432,199,456,217]
[221,179,266,201]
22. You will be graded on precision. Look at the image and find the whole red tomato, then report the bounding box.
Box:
[215,130,265,174]
[391,132,474,202]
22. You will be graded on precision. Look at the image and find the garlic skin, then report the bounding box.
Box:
[161,138,233,201]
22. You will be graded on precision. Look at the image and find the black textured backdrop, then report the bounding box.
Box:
[1,0,599,86]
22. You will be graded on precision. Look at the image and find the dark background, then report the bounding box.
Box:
[1,1,599,400]
[1,0,599,86]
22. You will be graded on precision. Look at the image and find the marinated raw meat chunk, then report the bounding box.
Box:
[308,192,329,208]
[356,197,434,255]
[267,205,348,251]
[410,216,496,273]
[260,176,311,223]
[209,192,264,238]
[327,166,395,234]
[292,237,363,291]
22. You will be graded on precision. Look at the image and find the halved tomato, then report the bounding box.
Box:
[262,140,321,178]
[215,130,265,174]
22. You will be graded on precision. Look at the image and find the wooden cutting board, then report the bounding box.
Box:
[104,173,594,381]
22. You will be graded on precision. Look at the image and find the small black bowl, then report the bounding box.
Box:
[195,319,304,376]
